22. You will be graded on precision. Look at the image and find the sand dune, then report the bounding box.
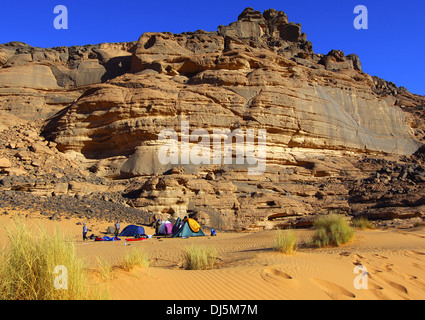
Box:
[1,209,425,300]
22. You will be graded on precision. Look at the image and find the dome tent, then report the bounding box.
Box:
[159,221,173,235]
[172,218,206,238]
[119,225,145,237]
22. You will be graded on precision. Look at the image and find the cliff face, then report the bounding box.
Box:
[1,8,425,230]
[42,8,421,173]
[0,41,136,120]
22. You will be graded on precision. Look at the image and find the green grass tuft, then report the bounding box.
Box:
[312,215,355,248]
[273,230,296,255]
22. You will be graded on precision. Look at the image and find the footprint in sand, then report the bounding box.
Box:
[385,280,409,295]
[310,278,356,300]
[365,281,392,300]
[402,233,425,240]
[260,268,295,288]
[411,262,425,271]
[383,264,395,272]
[408,275,425,292]
[410,250,425,256]
[340,252,364,259]
[368,281,384,290]
[373,254,389,260]
[407,250,425,261]
[351,259,363,266]
[372,273,410,297]
[339,252,366,267]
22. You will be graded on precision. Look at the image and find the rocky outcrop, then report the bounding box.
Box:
[348,153,425,228]
[43,8,421,179]
[217,8,306,43]
[1,8,425,231]
[0,41,136,120]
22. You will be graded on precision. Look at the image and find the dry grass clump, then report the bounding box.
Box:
[312,215,355,248]
[0,220,106,300]
[183,245,217,270]
[96,257,114,280]
[273,230,296,255]
[351,217,375,230]
[121,248,149,272]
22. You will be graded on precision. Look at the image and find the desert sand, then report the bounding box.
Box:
[1,208,425,301]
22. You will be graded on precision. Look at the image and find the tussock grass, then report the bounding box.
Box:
[121,248,149,272]
[0,220,104,300]
[351,217,375,230]
[312,215,355,248]
[183,245,217,270]
[273,230,296,255]
[96,257,114,280]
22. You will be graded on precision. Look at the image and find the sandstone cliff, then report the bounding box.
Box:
[1,8,425,231]
[0,41,136,120]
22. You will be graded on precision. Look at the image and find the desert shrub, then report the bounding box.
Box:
[183,245,217,270]
[312,215,355,248]
[0,221,101,300]
[121,248,149,272]
[351,217,375,230]
[273,230,296,255]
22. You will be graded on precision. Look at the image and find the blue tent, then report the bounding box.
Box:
[119,225,145,237]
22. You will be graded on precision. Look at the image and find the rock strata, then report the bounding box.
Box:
[1,8,425,231]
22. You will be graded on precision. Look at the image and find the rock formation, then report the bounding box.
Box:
[1,8,425,230]
[0,41,136,120]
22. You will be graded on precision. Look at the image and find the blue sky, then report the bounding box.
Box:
[0,0,424,95]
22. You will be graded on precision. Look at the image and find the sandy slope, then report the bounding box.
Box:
[1,209,425,300]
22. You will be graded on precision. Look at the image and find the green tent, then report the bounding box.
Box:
[172,219,206,238]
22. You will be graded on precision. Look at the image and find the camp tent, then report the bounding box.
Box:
[172,218,206,238]
[119,225,145,237]
[159,221,173,235]
[172,217,182,234]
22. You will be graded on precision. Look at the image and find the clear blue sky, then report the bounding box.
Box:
[0,0,423,95]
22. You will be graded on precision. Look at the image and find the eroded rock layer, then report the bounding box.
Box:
[1,8,425,230]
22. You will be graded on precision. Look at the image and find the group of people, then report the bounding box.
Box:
[153,216,187,236]
[82,221,121,241]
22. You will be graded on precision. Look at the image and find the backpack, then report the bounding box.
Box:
[210,229,216,236]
